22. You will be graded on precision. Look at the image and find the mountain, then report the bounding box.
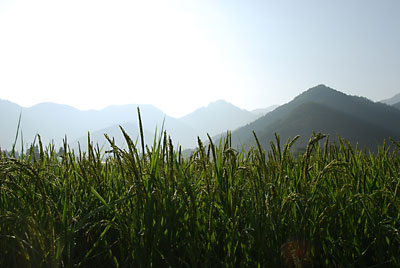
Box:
[226,85,400,152]
[0,100,199,151]
[179,100,258,137]
[255,102,399,151]
[0,100,24,151]
[381,93,400,105]
[393,102,400,110]
[72,114,199,150]
[0,100,152,150]
[72,122,153,152]
[251,105,279,116]
[4,86,399,153]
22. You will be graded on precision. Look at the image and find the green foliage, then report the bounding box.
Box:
[1,129,400,267]
[229,84,400,153]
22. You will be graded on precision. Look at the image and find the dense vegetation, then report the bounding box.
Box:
[1,116,400,267]
[228,85,400,152]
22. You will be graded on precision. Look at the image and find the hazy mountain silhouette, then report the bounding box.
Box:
[0,100,24,150]
[251,105,279,116]
[392,102,400,110]
[381,93,400,105]
[0,100,198,151]
[3,85,400,153]
[77,99,260,149]
[72,112,199,150]
[0,101,91,150]
[180,99,258,137]
[0,101,154,150]
[72,122,153,152]
[225,85,400,152]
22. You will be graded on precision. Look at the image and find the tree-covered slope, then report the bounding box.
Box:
[252,102,400,152]
[227,85,400,151]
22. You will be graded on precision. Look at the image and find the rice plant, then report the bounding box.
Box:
[1,113,399,267]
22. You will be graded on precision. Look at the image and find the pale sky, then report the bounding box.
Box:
[1,0,399,117]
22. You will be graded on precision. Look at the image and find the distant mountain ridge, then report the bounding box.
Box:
[0,100,190,150]
[72,122,154,152]
[251,105,279,116]
[392,102,400,110]
[255,102,399,151]
[179,99,259,137]
[0,99,261,151]
[225,85,400,152]
[2,85,399,153]
[381,93,400,105]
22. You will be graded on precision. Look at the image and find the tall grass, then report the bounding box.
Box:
[1,117,399,267]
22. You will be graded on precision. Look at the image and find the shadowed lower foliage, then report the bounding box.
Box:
[1,127,400,267]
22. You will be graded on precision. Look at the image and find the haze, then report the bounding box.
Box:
[1,0,399,117]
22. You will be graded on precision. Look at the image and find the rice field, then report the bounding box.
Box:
[1,112,400,267]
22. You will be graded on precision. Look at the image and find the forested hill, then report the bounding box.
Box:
[225,85,400,152]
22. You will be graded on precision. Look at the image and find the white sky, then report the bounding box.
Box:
[1,0,399,117]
